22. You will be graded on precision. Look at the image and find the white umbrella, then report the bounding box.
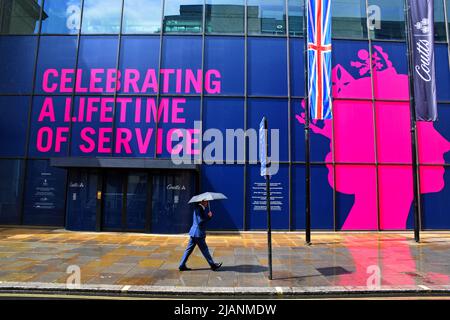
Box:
[188,192,228,204]
[188,192,227,213]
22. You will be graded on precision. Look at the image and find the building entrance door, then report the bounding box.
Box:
[66,168,197,233]
[102,170,148,232]
[150,172,197,234]
[66,169,100,231]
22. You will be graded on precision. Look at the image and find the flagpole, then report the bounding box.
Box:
[404,0,421,243]
[304,0,312,246]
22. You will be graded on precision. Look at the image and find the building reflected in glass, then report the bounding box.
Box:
[0,0,44,34]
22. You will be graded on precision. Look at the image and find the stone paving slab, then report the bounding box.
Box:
[0,228,449,297]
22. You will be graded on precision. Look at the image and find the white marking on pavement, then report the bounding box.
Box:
[418,285,430,290]
[275,287,283,294]
[121,285,131,292]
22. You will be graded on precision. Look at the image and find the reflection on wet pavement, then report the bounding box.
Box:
[0,228,448,289]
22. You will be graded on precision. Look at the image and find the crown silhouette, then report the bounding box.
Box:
[349,46,393,76]
[332,46,394,94]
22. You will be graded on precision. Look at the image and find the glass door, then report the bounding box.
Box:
[151,171,196,234]
[102,171,124,231]
[66,169,99,231]
[102,170,148,232]
[125,172,148,231]
[66,169,197,233]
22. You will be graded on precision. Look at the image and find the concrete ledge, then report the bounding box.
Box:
[0,282,449,298]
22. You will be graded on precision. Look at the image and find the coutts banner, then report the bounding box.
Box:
[407,0,438,121]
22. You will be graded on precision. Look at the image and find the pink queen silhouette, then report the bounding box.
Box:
[297,46,450,230]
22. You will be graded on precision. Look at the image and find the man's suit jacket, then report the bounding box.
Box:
[188,204,211,238]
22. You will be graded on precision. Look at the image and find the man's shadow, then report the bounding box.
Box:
[193,264,268,273]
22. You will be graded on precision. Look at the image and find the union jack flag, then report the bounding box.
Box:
[307,0,332,120]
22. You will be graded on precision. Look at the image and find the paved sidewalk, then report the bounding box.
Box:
[0,228,449,297]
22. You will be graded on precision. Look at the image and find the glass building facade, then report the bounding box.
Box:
[0,0,450,232]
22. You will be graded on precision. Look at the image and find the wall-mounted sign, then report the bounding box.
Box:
[251,181,284,212]
[32,172,56,210]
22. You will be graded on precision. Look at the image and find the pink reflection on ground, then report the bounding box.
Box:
[296,46,450,230]
[337,237,450,286]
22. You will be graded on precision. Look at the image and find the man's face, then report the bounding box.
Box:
[201,200,208,207]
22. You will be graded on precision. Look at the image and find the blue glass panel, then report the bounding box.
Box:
[70,96,114,157]
[35,36,78,94]
[332,0,367,39]
[373,42,408,75]
[291,164,305,229]
[77,36,119,94]
[246,164,289,230]
[294,100,331,162]
[23,160,67,226]
[206,0,245,34]
[247,0,286,35]
[0,96,30,157]
[204,37,245,95]
[247,99,289,162]
[292,165,334,229]
[118,36,160,94]
[66,170,98,231]
[29,96,71,158]
[203,98,245,163]
[156,97,201,159]
[332,40,371,100]
[0,160,24,225]
[311,165,334,229]
[160,36,202,94]
[368,0,405,40]
[0,36,37,94]
[291,99,305,162]
[163,0,203,33]
[421,166,450,229]
[248,37,287,96]
[435,44,450,102]
[113,97,156,157]
[371,42,408,101]
[81,0,122,34]
[41,0,82,34]
[201,165,244,230]
[310,119,332,162]
[434,0,447,41]
[123,0,162,34]
[288,0,304,36]
[447,0,450,40]
[289,38,305,97]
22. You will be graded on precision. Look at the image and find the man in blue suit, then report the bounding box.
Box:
[179,200,222,271]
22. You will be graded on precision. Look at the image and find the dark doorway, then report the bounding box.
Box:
[66,169,99,231]
[65,169,197,234]
[101,170,149,232]
[151,172,197,233]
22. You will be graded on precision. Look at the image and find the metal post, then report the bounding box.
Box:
[404,0,421,243]
[304,0,312,246]
[266,174,273,280]
[264,118,273,280]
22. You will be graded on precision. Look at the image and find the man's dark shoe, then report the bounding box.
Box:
[210,262,222,271]
[179,265,191,271]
